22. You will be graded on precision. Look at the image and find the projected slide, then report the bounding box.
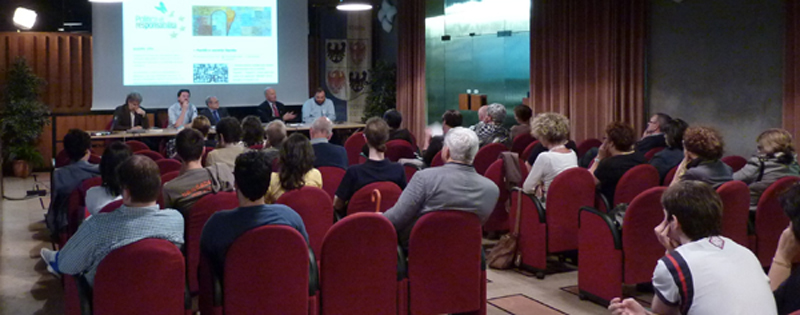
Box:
[123,0,278,86]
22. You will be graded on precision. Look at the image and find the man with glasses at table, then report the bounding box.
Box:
[198,96,230,126]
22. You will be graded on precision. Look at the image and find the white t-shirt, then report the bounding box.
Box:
[85,186,122,215]
[652,236,777,315]
[522,150,578,194]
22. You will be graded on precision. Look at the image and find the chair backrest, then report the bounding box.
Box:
[344,131,366,166]
[576,138,603,159]
[136,150,164,161]
[161,170,181,184]
[385,139,416,162]
[249,144,264,150]
[201,147,213,166]
[68,177,103,235]
[545,168,597,252]
[347,181,403,215]
[755,176,800,267]
[721,155,748,172]
[520,140,540,164]
[99,199,124,213]
[320,213,397,315]
[511,133,536,155]
[93,238,185,315]
[716,180,750,246]
[621,186,667,284]
[224,225,309,315]
[88,154,102,164]
[156,159,182,176]
[55,150,71,168]
[404,164,418,182]
[186,191,238,294]
[482,159,510,232]
[644,147,665,161]
[125,140,150,153]
[430,151,444,167]
[614,164,660,206]
[473,143,508,175]
[408,211,482,314]
[276,186,334,257]
[663,165,678,186]
[318,166,346,201]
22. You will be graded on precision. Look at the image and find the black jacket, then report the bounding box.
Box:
[112,104,150,130]
[257,100,286,122]
[198,107,230,126]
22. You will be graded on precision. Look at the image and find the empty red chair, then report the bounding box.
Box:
[612,164,660,207]
[473,143,508,175]
[511,133,536,155]
[663,165,678,186]
[510,168,596,277]
[385,139,416,162]
[277,187,334,258]
[125,140,150,153]
[156,159,182,176]
[320,213,398,315]
[99,199,124,213]
[717,180,750,246]
[136,150,164,161]
[644,147,664,161]
[576,138,602,159]
[754,176,800,267]
[404,164,418,182]
[722,155,748,172]
[482,159,509,233]
[430,151,445,167]
[347,182,403,215]
[408,211,485,315]
[186,192,238,295]
[578,187,667,304]
[520,140,540,163]
[344,131,366,166]
[88,238,185,315]
[318,166,346,201]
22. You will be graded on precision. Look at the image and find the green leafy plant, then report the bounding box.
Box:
[1,57,50,168]
[362,61,397,122]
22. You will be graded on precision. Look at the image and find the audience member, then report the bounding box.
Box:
[241,115,267,149]
[46,129,101,238]
[111,92,149,130]
[205,117,244,169]
[526,140,578,170]
[635,113,671,153]
[265,133,322,203]
[521,113,577,199]
[771,183,800,315]
[200,150,308,275]
[469,105,489,132]
[589,122,645,206]
[334,117,407,215]
[40,155,184,287]
[168,89,198,129]
[475,103,510,147]
[302,88,336,123]
[362,109,415,156]
[85,141,131,215]
[264,120,287,163]
[257,87,296,122]
[383,127,499,248]
[423,110,462,167]
[649,118,688,181]
[671,126,732,188]
[509,105,533,141]
[190,116,216,148]
[608,181,777,315]
[198,96,229,126]
[309,117,347,169]
[734,128,800,212]
[162,128,234,214]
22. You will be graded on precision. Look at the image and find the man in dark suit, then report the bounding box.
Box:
[257,87,296,123]
[198,96,230,126]
[112,92,150,130]
[309,117,348,169]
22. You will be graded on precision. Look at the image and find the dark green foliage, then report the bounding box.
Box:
[1,57,50,168]
[362,61,396,122]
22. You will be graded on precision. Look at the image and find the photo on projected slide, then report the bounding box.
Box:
[193,63,229,83]
[192,6,272,37]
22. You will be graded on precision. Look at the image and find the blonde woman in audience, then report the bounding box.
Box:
[264,133,322,203]
[670,126,732,189]
[521,112,577,200]
[734,128,800,212]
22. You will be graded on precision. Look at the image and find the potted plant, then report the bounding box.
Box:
[362,61,397,122]
[1,57,50,178]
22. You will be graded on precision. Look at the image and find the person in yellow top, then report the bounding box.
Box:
[265,133,322,203]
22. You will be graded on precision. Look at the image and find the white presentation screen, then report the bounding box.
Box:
[92,0,308,110]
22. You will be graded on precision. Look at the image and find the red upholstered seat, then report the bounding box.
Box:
[89,239,186,315]
[643,147,664,161]
[186,192,238,295]
[65,177,103,244]
[722,155,748,172]
[201,147,213,166]
[385,139,416,162]
[430,151,444,167]
[511,133,536,155]
[613,164,660,206]
[159,171,181,209]
[717,180,750,246]
[473,143,508,175]
[136,150,164,161]
[320,213,398,315]
[125,140,150,153]
[663,165,678,186]
[520,140,540,163]
[55,150,71,168]
[482,159,509,233]
[404,164,418,182]
[249,144,264,150]
[576,138,602,159]
[156,159,182,176]
[408,211,486,315]
[277,186,334,258]
[318,166,346,201]
[510,168,596,276]
[99,199,124,213]
[347,181,403,215]
[88,154,101,164]
[754,176,800,267]
[578,186,667,304]
[344,131,366,166]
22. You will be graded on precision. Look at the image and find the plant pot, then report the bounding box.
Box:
[12,160,32,178]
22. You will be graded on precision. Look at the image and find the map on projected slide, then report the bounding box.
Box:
[192,6,272,37]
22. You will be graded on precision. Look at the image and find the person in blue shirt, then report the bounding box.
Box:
[168,89,198,129]
[302,88,336,124]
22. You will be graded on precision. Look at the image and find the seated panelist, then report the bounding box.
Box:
[302,88,336,124]
[198,96,229,126]
[258,87,297,123]
[112,92,149,131]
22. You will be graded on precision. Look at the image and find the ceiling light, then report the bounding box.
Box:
[13,7,37,30]
[337,0,373,11]
[88,0,124,3]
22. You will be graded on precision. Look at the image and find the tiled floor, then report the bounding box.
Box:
[0,173,613,315]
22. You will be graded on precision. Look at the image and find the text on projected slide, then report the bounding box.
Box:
[123,0,278,86]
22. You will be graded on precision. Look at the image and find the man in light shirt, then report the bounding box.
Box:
[168,89,198,129]
[302,88,336,124]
